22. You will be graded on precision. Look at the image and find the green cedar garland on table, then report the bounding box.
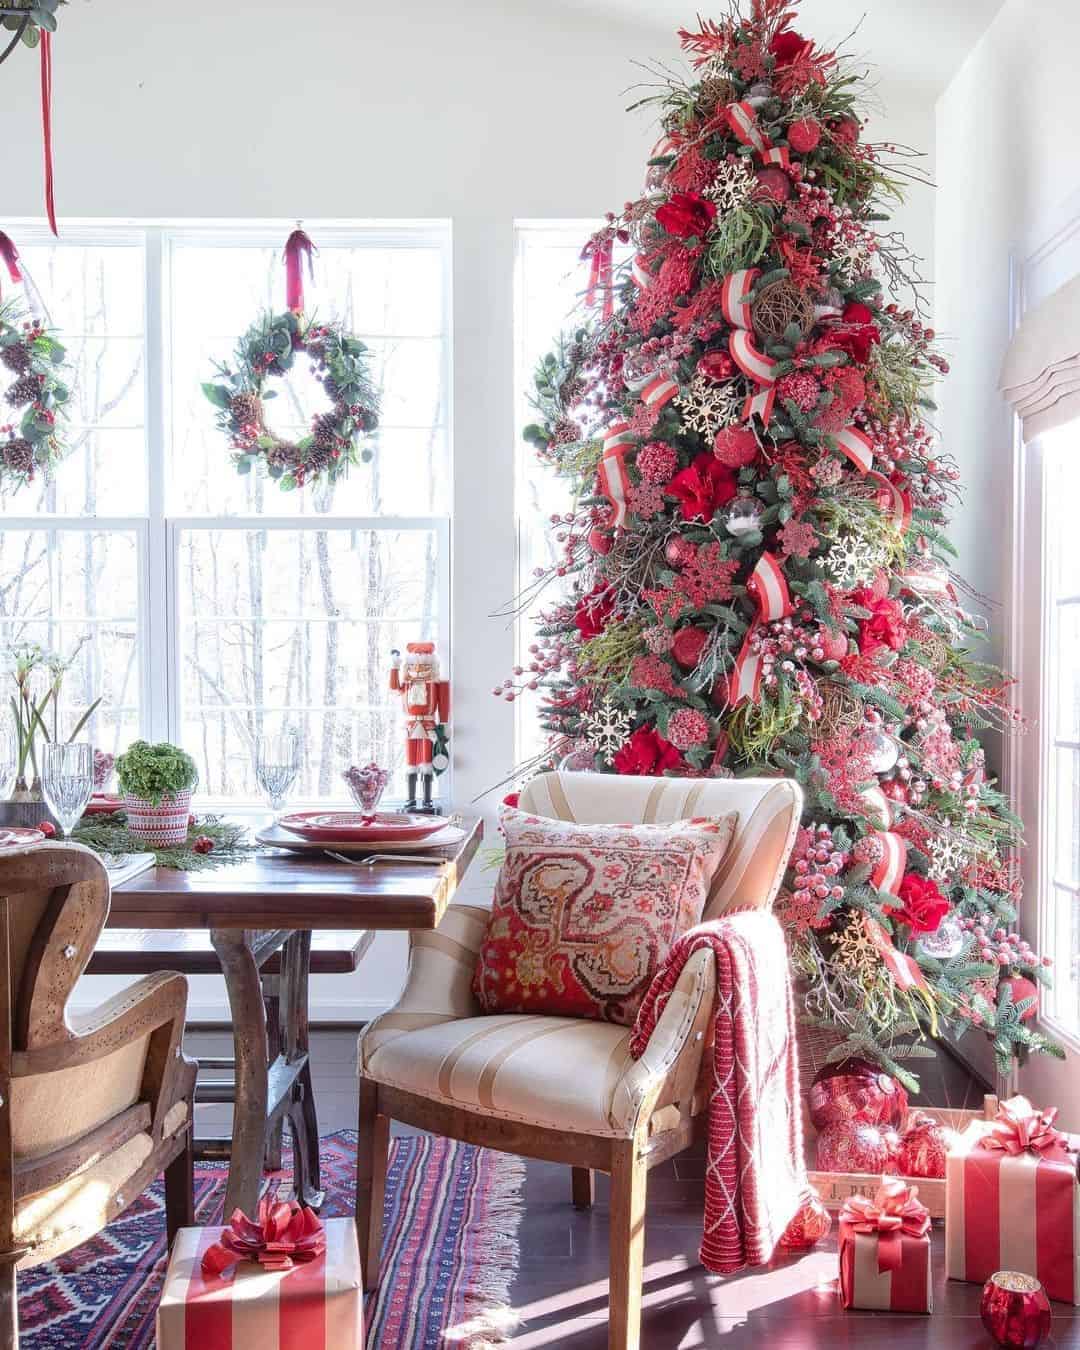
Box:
[71,812,254,872]
[201,230,380,492]
[503,0,1062,1087]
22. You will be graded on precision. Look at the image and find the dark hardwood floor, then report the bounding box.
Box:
[186,1026,1080,1348]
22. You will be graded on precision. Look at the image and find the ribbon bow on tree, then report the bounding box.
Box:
[201,1198,326,1277]
[840,1178,931,1274]
[978,1095,1069,1159]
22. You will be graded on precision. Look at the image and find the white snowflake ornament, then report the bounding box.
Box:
[705,160,756,213]
[925,831,974,883]
[832,233,876,284]
[583,701,632,766]
[825,533,889,587]
[674,374,743,437]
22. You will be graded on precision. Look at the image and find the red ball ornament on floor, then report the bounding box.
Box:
[777,1189,832,1250]
[815,1121,899,1174]
[980,1271,1052,1348]
[896,1112,957,1179]
[809,1058,908,1130]
[1000,974,1040,1021]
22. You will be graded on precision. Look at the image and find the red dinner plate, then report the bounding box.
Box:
[276,811,448,844]
[84,794,123,816]
[0,827,44,850]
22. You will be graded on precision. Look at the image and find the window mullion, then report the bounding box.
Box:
[144,226,170,742]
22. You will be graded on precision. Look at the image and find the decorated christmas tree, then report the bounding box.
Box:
[504,0,1063,1087]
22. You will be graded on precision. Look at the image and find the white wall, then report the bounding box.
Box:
[4,0,933,1020]
[935,0,1080,1117]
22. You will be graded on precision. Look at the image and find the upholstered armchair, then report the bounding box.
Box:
[357,772,802,1350]
[0,843,196,1348]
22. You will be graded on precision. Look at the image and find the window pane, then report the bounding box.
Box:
[166,235,450,517]
[1,241,146,516]
[0,528,141,757]
[176,526,441,800]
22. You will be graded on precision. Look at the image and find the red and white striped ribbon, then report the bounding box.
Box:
[602,420,635,454]
[729,329,777,386]
[868,470,912,534]
[725,102,772,154]
[870,831,907,896]
[639,373,679,409]
[597,445,632,531]
[834,425,875,475]
[760,146,791,168]
[721,268,760,330]
[741,387,775,425]
[862,914,929,994]
[729,552,793,707]
[632,255,653,290]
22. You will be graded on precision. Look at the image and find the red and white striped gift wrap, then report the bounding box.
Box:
[946,1118,1080,1304]
[156,1219,364,1349]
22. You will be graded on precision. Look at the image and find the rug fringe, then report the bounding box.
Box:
[442,1152,527,1349]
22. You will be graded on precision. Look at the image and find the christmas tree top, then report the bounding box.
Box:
[504,0,1062,1085]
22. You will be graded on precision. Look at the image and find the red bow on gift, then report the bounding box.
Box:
[840,1178,931,1274]
[978,1095,1068,1159]
[201,1197,326,1277]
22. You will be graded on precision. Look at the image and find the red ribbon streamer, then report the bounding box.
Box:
[840,1178,930,1274]
[40,32,56,236]
[201,1197,326,1277]
[582,235,614,322]
[283,228,316,314]
[978,1095,1070,1160]
[0,233,22,299]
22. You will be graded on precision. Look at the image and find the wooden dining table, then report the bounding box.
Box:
[106,817,483,1217]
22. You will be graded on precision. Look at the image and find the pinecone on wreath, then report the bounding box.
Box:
[2,438,35,475]
[5,374,40,408]
[1,345,30,375]
[304,445,333,476]
[312,413,338,451]
[229,393,262,428]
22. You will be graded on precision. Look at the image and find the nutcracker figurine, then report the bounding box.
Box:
[389,643,450,814]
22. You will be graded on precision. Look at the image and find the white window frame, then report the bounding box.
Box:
[1007,190,1080,1071]
[3,220,453,809]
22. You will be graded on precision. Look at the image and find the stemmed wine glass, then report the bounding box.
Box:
[254,733,301,816]
[41,742,94,838]
[0,723,15,800]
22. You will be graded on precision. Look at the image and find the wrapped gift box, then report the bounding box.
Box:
[945,1095,1080,1305]
[157,1216,364,1348]
[838,1179,933,1313]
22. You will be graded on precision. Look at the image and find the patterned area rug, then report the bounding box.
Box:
[18,1131,525,1349]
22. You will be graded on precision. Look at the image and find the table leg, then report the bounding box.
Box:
[262,971,284,1172]
[281,930,324,1208]
[211,928,268,1217]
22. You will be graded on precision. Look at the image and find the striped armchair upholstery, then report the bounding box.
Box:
[357,772,803,1350]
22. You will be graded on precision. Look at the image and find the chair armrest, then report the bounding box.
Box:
[15,972,190,1141]
[360,903,489,1065]
[610,947,716,1136]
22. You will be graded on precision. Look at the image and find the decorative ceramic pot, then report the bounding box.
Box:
[122,789,192,846]
[0,782,57,831]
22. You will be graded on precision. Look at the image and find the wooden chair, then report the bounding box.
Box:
[356,772,802,1350]
[0,843,196,1349]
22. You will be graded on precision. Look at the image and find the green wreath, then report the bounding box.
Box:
[0,298,71,492]
[202,310,380,491]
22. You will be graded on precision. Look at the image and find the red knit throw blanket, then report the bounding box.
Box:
[629,910,808,1274]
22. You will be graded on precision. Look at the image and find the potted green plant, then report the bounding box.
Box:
[2,640,100,829]
[116,740,198,846]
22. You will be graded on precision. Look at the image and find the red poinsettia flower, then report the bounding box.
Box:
[613,725,684,777]
[573,584,615,641]
[655,192,717,240]
[769,26,835,94]
[667,452,737,521]
[851,587,906,656]
[886,873,949,935]
[816,308,881,365]
[770,29,812,64]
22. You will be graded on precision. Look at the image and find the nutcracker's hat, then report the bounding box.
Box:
[405,641,436,655]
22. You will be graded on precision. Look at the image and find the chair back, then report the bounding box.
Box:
[0,843,110,1053]
[517,772,802,919]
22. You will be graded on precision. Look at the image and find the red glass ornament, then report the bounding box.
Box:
[1000,974,1040,1021]
[588,528,613,556]
[897,1112,956,1179]
[777,1189,832,1250]
[980,1271,1052,1347]
[755,166,792,202]
[815,1121,898,1173]
[671,626,709,670]
[809,1058,908,1131]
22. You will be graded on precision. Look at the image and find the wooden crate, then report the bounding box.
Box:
[806,1094,998,1219]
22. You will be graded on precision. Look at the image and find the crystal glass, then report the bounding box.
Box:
[0,723,15,799]
[343,763,389,820]
[41,742,94,837]
[254,733,300,814]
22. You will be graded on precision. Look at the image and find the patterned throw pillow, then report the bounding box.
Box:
[472,807,738,1026]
